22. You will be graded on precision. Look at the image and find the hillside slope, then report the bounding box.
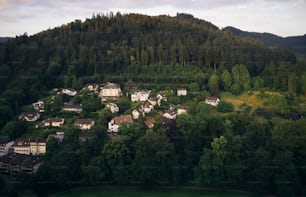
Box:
[0,13,301,117]
[224,26,306,57]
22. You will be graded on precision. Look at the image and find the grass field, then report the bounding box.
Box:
[220,91,278,112]
[53,187,259,197]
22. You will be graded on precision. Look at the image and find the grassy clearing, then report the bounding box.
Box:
[220,91,278,112]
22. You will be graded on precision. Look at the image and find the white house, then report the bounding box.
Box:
[132,109,142,120]
[62,103,82,113]
[0,136,14,156]
[12,138,46,155]
[19,112,40,122]
[131,90,151,102]
[156,94,167,106]
[32,100,44,112]
[74,119,95,130]
[132,102,154,119]
[42,117,65,127]
[82,83,99,92]
[62,88,77,96]
[106,103,119,113]
[177,105,188,115]
[205,97,220,107]
[108,114,133,133]
[99,82,122,101]
[162,109,177,120]
[177,88,187,96]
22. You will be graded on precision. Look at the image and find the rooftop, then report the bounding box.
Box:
[103,82,120,89]
[75,118,94,125]
[43,117,64,123]
[113,115,133,124]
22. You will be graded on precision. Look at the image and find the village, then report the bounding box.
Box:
[0,82,221,176]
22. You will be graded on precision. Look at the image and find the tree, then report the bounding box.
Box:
[221,69,232,91]
[252,76,264,90]
[231,64,250,94]
[195,136,228,185]
[271,95,288,115]
[1,121,27,139]
[194,72,206,90]
[300,71,306,96]
[132,130,174,184]
[209,74,219,96]
[216,100,234,113]
[288,72,297,96]
[103,137,131,184]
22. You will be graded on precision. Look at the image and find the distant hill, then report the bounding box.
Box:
[224,26,306,57]
[0,37,11,43]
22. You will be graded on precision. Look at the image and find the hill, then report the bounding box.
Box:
[224,26,306,57]
[0,12,303,123]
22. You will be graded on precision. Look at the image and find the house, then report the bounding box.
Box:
[0,136,14,156]
[47,132,64,143]
[99,82,122,101]
[142,101,154,113]
[145,117,156,128]
[42,117,65,127]
[177,105,188,115]
[132,102,154,119]
[74,119,95,130]
[82,83,99,92]
[106,103,119,113]
[62,88,77,96]
[132,109,142,120]
[0,153,42,175]
[19,112,40,122]
[177,88,187,96]
[148,97,158,106]
[32,100,44,112]
[157,94,167,106]
[162,109,177,120]
[131,90,151,102]
[62,102,82,113]
[12,138,46,155]
[205,97,220,106]
[108,114,133,133]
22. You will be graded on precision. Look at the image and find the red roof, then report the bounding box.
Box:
[205,97,219,102]
[145,117,156,128]
[113,115,133,124]
[74,118,94,125]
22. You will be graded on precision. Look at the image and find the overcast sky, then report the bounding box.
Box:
[1,0,306,37]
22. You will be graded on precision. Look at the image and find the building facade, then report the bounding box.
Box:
[13,138,46,155]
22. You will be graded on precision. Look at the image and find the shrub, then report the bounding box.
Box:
[217,100,234,113]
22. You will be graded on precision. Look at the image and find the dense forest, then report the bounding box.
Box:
[0,12,306,197]
[224,26,306,57]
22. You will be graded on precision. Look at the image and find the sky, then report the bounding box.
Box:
[1,0,306,37]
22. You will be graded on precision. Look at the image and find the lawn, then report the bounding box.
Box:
[53,187,259,197]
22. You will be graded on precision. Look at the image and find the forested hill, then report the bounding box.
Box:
[224,26,306,57]
[0,13,302,111]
